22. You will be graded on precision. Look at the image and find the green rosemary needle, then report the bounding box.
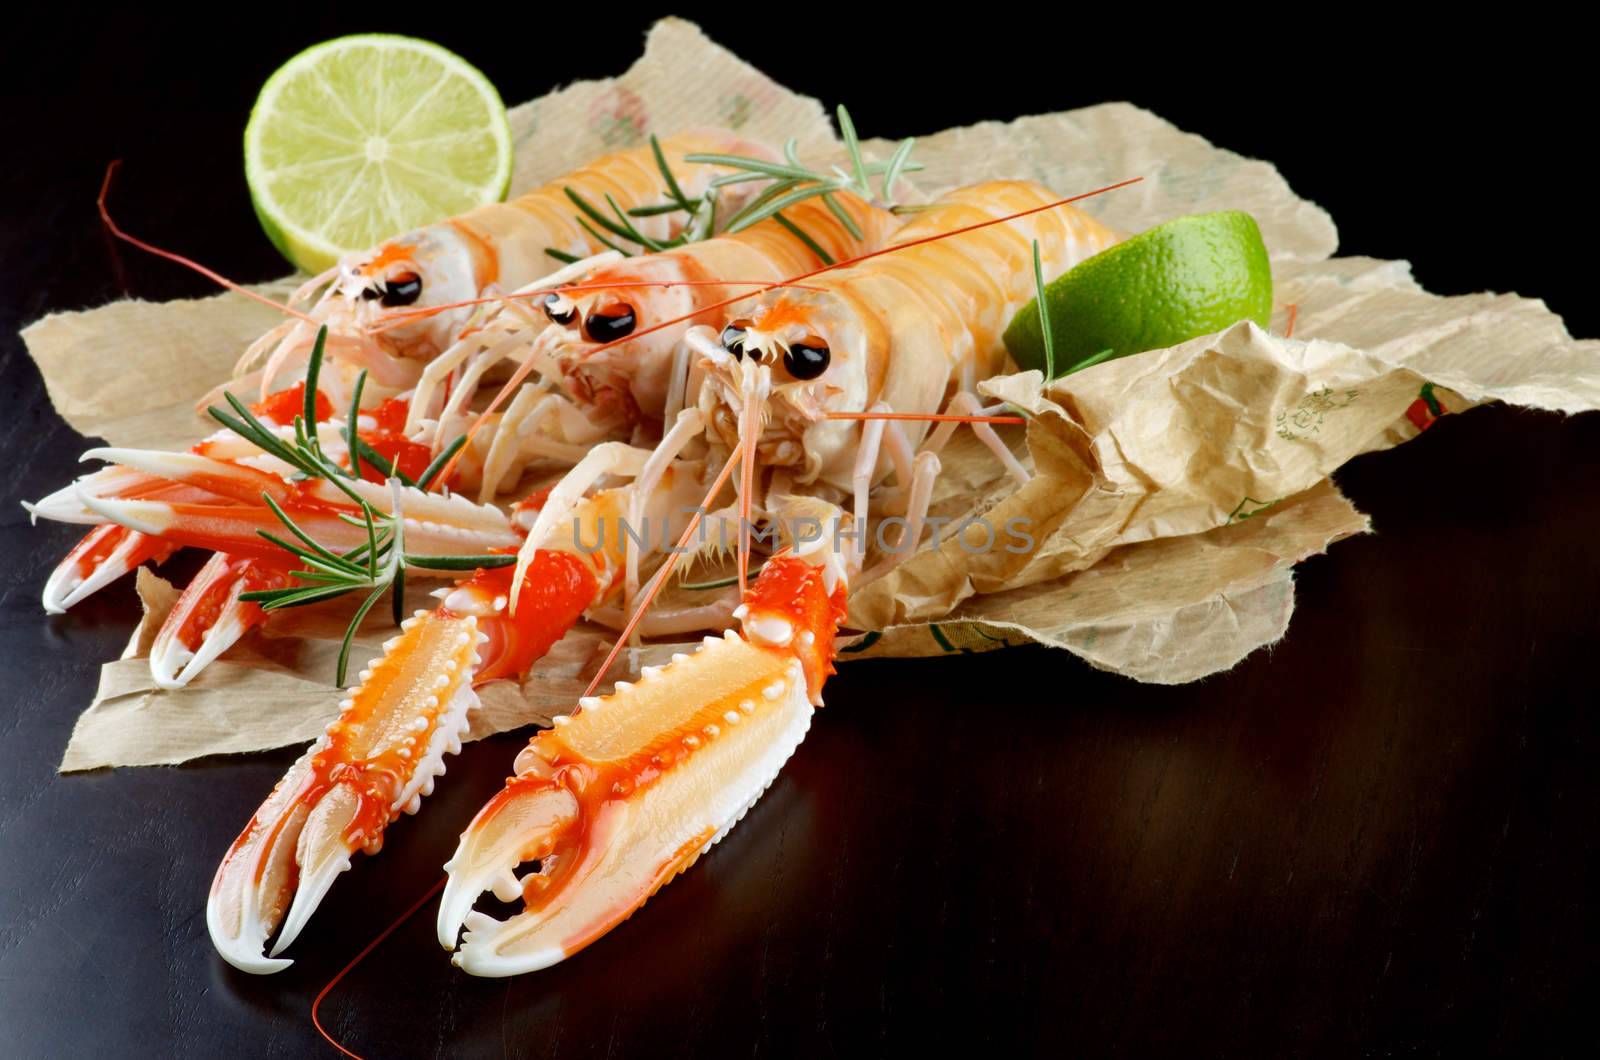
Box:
[686,105,923,235]
[1032,239,1056,380]
[210,325,519,685]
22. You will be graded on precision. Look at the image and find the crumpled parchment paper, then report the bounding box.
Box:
[23,18,1599,770]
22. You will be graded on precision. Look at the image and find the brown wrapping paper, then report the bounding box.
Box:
[23,18,1599,771]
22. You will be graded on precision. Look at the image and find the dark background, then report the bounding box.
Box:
[2,11,1597,1058]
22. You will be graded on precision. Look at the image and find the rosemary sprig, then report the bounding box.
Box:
[209,325,516,685]
[547,131,843,261]
[685,105,923,235]
[238,488,515,685]
[549,133,721,260]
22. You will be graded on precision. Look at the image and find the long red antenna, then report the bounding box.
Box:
[98,161,317,323]
[441,175,1143,483]
[311,875,447,1059]
[582,441,744,698]
[825,411,1025,425]
[371,279,825,332]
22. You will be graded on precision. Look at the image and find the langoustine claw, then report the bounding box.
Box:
[148,552,296,689]
[39,523,179,614]
[67,445,521,562]
[207,608,483,973]
[437,553,846,976]
[203,454,711,971]
[27,381,333,614]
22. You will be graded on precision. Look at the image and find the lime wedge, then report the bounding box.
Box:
[1004,210,1273,378]
[245,34,512,274]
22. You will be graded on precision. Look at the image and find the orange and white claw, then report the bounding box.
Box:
[149,553,294,689]
[207,610,485,973]
[436,554,847,977]
[40,523,178,614]
[75,446,520,560]
[26,464,161,526]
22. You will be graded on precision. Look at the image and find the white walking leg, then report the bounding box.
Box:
[850,403,891,574]
[477,386,549,501]
[917,391,1030,486]
[625,408,707,613]
[524,441,652,554]
[862,450,941,583]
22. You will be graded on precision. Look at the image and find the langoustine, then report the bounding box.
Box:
[400,188,898,500]
[244,129,768,405]
[29,131,767,682]
[50,179,894,695]
[182,193,901,969]
[64,169,1130,976]
[434,179,1121,975]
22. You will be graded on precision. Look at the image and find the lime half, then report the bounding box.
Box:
[245,34,512,274]
[1004,210,1273,378]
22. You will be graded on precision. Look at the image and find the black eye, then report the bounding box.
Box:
[583,303,636,343]
[543,293,576,326]
[784,339,830,380]
[720,322,749,360]
[379,273,422,307]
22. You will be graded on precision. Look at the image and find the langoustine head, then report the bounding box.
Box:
[533,254,728,427]
[248,225,488,403]
[694,287,888,491]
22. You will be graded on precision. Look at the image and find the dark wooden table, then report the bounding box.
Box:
[3,14,1596,1058]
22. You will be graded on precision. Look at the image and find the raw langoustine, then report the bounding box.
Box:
[433,180,1121,975]
[30,131,768,684]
